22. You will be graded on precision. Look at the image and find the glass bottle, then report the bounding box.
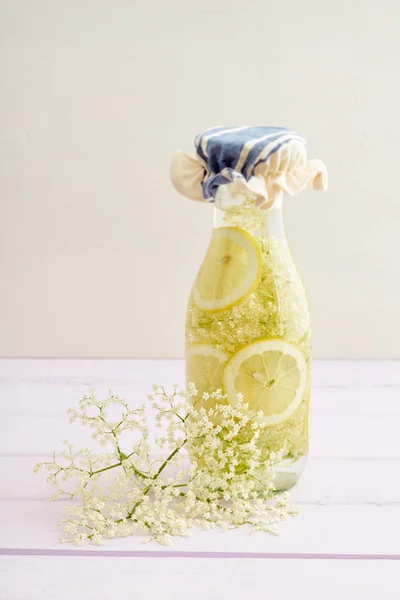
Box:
[185,192,311,490]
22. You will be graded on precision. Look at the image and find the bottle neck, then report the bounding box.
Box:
[213,200,285,240]
[261,205,285,239]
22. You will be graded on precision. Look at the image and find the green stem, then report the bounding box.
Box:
[154,440,186,478]
[122,440,188,522]
[123,485,152,520]
[90,462,122,476]
[89,450,150,479]
[129,463,152,480]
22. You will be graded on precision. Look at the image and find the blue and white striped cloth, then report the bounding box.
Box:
[170,126,327,210]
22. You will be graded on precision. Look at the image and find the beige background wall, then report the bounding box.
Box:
[0,0,399,358]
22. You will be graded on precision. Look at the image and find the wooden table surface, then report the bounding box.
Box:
[0,359,399,599]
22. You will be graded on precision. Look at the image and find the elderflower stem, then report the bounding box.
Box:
[154,440,187,478]
[90,462,123,476]
[89,451,151,480]
[123,440,188,522]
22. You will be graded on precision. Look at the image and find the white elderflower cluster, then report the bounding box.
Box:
[35,384,297,546]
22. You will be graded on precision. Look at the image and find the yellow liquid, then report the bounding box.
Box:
[185,215,311,469]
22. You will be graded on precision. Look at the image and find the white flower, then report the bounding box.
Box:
[34,384,297,546]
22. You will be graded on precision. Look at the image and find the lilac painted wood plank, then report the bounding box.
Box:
[1,455,399,505]
[1,556,399,600]
[0,501,399,556]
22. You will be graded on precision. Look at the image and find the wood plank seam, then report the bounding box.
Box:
[1,549,400,560]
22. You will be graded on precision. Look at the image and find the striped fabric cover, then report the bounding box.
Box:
[195,126,306,200]
[170,126,327,210]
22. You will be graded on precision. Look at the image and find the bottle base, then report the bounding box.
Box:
[273,454,307,492]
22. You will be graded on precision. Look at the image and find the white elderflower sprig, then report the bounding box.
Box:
[35,385,297,546]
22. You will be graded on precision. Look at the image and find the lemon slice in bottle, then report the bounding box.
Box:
[193,227,262,312]
[223,339,307,425]
[186,344,228,407]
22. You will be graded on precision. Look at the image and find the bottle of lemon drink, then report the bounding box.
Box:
[170,127,327,489]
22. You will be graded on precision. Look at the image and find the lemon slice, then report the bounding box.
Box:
[193,227,262,312]
[186,344,228,406]
[223,339,307,425]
